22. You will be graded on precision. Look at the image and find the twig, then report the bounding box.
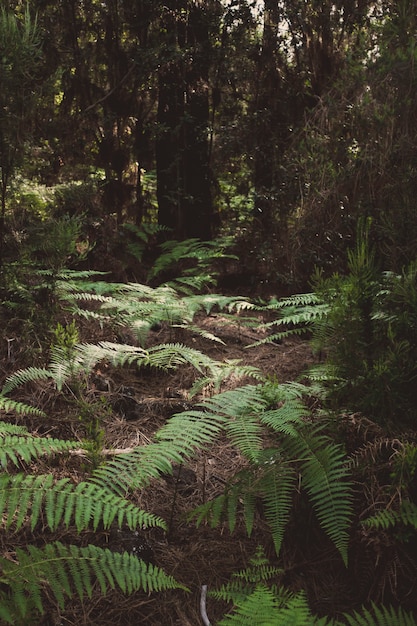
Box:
[69,447,136,456]
[200,584,211,626]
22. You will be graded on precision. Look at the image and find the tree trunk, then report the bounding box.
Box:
[252,0,283,233]
[156,1,214,240]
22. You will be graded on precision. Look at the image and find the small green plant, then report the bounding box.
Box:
[251,225,417,428]
[53,320,79,358]
[148,236,238,292]
[208,547,417,626]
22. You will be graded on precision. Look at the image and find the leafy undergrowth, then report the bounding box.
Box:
[1,301,417,624]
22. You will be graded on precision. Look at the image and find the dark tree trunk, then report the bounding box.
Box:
[156,1,214,240]
[252,0,284,233]
[156,55,185,234]
[181,2,213,240]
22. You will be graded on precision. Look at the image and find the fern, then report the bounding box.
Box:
[291,431,353,566]
[0,541,185,624]
[172,382,354,563]
[363,499,417,532]
[2,367,53,394]
[210,549,417,626]
[247,294,329,347]
[214,587,417,626]
[0,473,166,532]
[0,393,45,416]
[0,422,31,436]
[2,340,259,399]
[0,435,80,469]
[148,236,237,284]
[343,604,417,626]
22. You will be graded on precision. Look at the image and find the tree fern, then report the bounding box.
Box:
[0,542,185,625]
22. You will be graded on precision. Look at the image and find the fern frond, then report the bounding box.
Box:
[0,473,166,532]
[259,397,310,437]
[217,585,314,626]
[344,604,417,626]
[189,362,264,397]
[0,436,79,469]
[0,423,30,436]
[174,322,225,344]
[263,293,323,309]
[2,367,52,394]
[90,443,182,494]
[0,394,45,416]
[0,542,184,623]
[147,342,215,372]
[247,326,309,347]
[363,499,417,531]
[247,294,329,347]
[258,461,297,555]
[287,433,353,565]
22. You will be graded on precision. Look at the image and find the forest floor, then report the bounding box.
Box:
[1,292,417,624]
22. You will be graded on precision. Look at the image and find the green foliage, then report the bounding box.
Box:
[148,236,238,291]
[0,542,184,625]
[211,549,417,626]
[0,472,165,533]
[58,270,253,347]
[311,246,417,425]
[363,499,417,533]
[0,434,79,469]
[177,382,353,565]
[0,393,45,417]
[213,584,417,626]
[0,422,179,622]
[342,605,417,626]
[248,293,328,347]
[252,228,417,427]
[120,222,169,263]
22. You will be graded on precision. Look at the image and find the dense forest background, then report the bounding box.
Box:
[1,1,417,625]
[2,0,417,280]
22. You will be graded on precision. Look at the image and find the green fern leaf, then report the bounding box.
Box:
[217,584,316,626]
[0,473,166,532]
[0,542,184,622]
[258,461,297,555]
[363,499,417,531]
[0,394,45,416]
[344,604,417,626]
[0,422,31,436]
[290,433,353,566]
[1,367,52,394]
[0,435,79,469]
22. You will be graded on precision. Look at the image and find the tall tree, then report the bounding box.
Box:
[0,7,43,269]
[156,1,217,240]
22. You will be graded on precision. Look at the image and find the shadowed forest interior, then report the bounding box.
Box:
[1,1,417,624]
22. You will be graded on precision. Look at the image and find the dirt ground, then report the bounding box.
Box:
[1,307,416,624]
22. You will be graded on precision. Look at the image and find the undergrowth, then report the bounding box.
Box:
[1,230,417,622]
